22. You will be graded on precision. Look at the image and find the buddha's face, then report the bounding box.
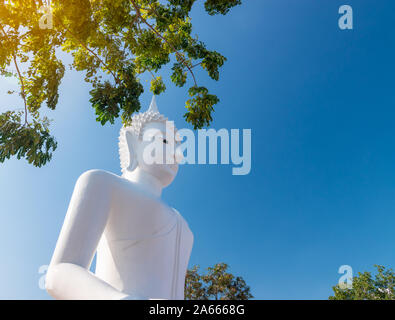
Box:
[133,121,180,188]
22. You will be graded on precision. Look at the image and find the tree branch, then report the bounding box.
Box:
[0,24,29,125]
[12,54,28,125]
[130,0,198,87]
[55,19,121,84]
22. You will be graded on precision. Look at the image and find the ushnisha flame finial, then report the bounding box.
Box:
[148,95,159,113]
[123,95,167,138]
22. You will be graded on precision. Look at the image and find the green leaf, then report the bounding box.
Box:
[150,76,166,95]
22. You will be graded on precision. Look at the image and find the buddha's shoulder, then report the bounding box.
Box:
[76,169,121,186]
[77,169,144,194]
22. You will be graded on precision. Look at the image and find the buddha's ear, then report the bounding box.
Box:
[125,131,138,172]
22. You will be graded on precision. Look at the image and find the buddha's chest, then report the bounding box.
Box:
[104,195,175,242]
[96,208,194,299]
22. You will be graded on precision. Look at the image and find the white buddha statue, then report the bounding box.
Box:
[46,96,194,300]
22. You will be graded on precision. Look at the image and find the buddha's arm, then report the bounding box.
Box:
[46,170,143,300]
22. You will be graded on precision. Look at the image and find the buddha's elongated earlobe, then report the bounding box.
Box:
[125,131,138,172]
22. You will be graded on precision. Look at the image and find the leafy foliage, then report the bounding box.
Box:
[330,265,395,300]
[184,86,219,129]
[89,65,144,125]
[0,111,57,167]
[150,75,166,95]
[205,0,242,15]
[0,0,242,166]
[185,263,253,300]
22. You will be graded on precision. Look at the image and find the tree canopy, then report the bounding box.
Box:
[185,263,253,300]
[330,265,395,300]
[0,0,241,167]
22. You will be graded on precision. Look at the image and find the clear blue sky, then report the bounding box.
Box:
[1,0,395,299]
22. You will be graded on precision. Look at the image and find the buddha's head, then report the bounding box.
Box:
[119,96,181,188]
